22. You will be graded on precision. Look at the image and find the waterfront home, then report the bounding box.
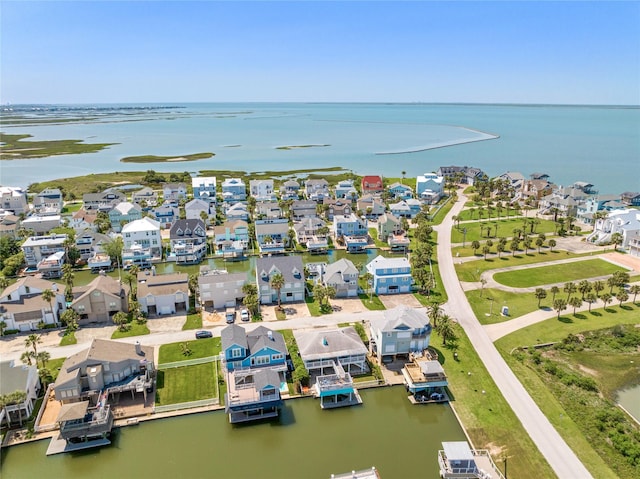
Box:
[162,182,187,203]
[305,179,330,202]
[255,200,283,220]
[83,191,124,212]
[222,324,288,373]
[360,175,383,195]
[21,234,67,271]
[21,215,62,235]
[75,231,111,263]
[576,195,623,225]
[33,188,64,215]
[184,198,211,223]
[225,368,283,423]
[54,338,155,403]
[389,199,422,219]
[281,179,301,200]
[387,182,413,200]
[214,220,249,249]
[402,356,448,400]
[335,179,358,200]
[255,219,289,254]
[0,214,20,239]
[496,171,525,195]
[168,219,208,265]
[221,178,247,202]
[365,255,412,295]
[293,216,326,244]
[0,277,64,331]
[438,441,505,479]
[573,181,597,195]
[587,209,640,251]
[369,306,432,362]
[521,178,554,203]
[150,203,179,229]
[321,258,359,297]
[70,208,98,232]
[294,327,366,409]
[250,179,276,202]
[198,268,246,309]
[191,177,216,205]
[137,272,189,316]
[122,217,162,258]
[107,202,142,233]
[0,186,28,215]
[357,195,386,219]
[131,186,158,208]
[0,360,41,427]
[332,213,368,240]
[53,396,114,453]
[538,193,578,218]
[621,191,640,207]
[323,199,353,221]
[290,199,318,220]
[255,255,305,304]
[377,213,410,252]
[437,165,487,185]
[69,274,128,324]
[37,251,65,279]
[416,173,444,204]
[225,201,249,221]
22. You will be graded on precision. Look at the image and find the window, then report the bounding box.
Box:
[253,356,270,365]
[271,354,284,361]
[231,348,243,358]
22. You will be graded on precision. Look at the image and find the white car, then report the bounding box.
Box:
[240,309,250,322]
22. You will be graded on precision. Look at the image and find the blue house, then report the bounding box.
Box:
[221,178,247,202]
[221,325,289,374]
[334,179,358,200]
[225,368,283,423]
[365,255,412,295]
[332,213,368,239]
[191,177,217,205]
[389,199,422,219]
[387,182,413,200]
[150,204,179,229]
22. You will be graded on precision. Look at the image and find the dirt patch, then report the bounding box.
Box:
[601,252,640,273]
[329,297,367,314]
[577,364,599,377]
[379,293,423,310]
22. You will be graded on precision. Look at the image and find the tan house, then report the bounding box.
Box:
[70,274,129,324]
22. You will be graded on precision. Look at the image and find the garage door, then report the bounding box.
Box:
[294,293,303,301]
[225,300,236,308]
[19,323,31,332]
[161,306,172,315]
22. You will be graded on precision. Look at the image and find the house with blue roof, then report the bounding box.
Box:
[221,178,247,202]
[387,182,413,200]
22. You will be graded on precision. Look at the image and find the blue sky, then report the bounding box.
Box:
[1,1,639,105]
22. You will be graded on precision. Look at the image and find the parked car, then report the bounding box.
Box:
[195,330,213,339]
[240,309,250,322]
[430,392,445,401]
[225,307,236,324]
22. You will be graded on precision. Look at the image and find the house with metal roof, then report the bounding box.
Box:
[0,360,41,427]
[365,255,412,295]
[255,255,305,304]
[321,258,359,297]
[369,306,432,361]
[221,324,288,373]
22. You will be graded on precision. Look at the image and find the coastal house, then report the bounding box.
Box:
[255,219,289,254]
[293,216,327,245]
[377,213,410,251]
[369,306,432,361]
[83,191,124,212]
[497,171,526,195]
[74,230,110,263]
[221,178,247,202]
[21,215,62,235]
[323,199,353,221]
[36,251,65,279]
[69,274,128,324]
[184,198,212,223]
[538,193,579,218]
[576,195,623,225]
[321,258,359,298]
[70,208,98,232]
[255,255,305,304]
[305,179,330,202]
[389,199,422,219]
[0,214,20,239]
[150,204,179,229]
[255,201,283,220]
[280,179,301,200]
[436,165,487,185]
[334,179,358,200]
[131,186,158,208]
[573,181,597,195]
[33,188,64,215]
[0,360,41,427]
[224,368,283,424]
[249,179,276,202]
[387,182,413,200]
[198,268,246,309]
[438,442,506,479]
[21,234,67,271]
[225,202,249,221]
[162,182,187,204]
[357,195,386,219]
[168,219,208,265]
[416,173,444,204]
[0,277,64,331]
[221,324,289,373]
[0,186,28,215]
[137,272,189,316]
[107,202,142,233]
[402,356,448,398]
[121,217,162,266]
[365,255,412,295]
[360,175,383,195]
[521,179,554,203]
[290,200,318,220]
[587,209,640,251]
[214,220,249,249]
[191,177,217,205]
[621,192,640,207]
[332,213,368,240]
[530,172,551,181]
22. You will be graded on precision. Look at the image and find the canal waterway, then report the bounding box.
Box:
[0,387,466,479]
[617,384,640,424]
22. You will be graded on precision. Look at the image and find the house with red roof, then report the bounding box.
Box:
[361,175,383,195]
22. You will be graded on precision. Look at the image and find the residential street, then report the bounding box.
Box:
[435,189,593,479]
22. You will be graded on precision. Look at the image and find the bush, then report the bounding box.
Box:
[3,329,19,336]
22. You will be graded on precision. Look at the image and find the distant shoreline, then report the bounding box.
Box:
[120,152,214,163]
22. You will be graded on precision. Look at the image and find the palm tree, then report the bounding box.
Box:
[630,284,640,303]
[60,308,80,333]
[601,292,613,310]
[510,239,520,256]
[401,171,406,184]
[585,292,597,312]
[496,242,505,258]
[616,291,629,307]
[0,275,9,291]
[438,315,457,346]
[548,239,556,252]
[0,320,6,337]
[113,311,129,332]
[564,282,577,300]
[611,232,623,251]
[21,351,35,366]
[553,298,567,319]
[550,285,560,302]
[568,296,582,315]
[471,240,480,255]
[482,245,490,260]
[428,302,444,329]
[25,334,42,359]
[593,280,605,298]
[36,351,50,369]
[41,289,57,326]
[577,280,592,300]
[534,288,547,308]
[535,237,544,253]
[362,272,374,302]
[269,273,286,309]
[606,276,617,294]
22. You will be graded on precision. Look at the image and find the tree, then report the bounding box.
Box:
[25,334,42,360]
[522,236,532,254]
[577,280,592,300]
[242,283,258,296]
[496,242,505,258]
[630,284,640,303]
[428,301,444,329]
[270,273,286,309]
[41,289,57,326]
[568,296,582,315]
[616,291,629,307]
[362,272,374,302]
[39,368,54,388]
[438,315,457,346]
[0,319,6,337]
[2,251,24,277]
[549,285,560,302]
[287,229,297,250]
[479,278,487,297]
[534,288,547,308]
[612,271,630,291]
[103,236,124,267]
[0,275,9,291]
[243,292,260,317]
[606,275,617,294]
[510,239,519,256]
[21,350,35,366]
[601,292,613,310]
[585,292,597,312]
[482,245,490,260]
[62,264,75,302]
[36,351,50,369]
[535,237,544,253]
[548,239,556,252]
[60,308,79,333]
[593,280,605,298]
[611,232,623,251]
[563,282,577,300]
[553,298,567,319]
[113,311,129,332]
[313,283,327,307]
[471,240,480,255]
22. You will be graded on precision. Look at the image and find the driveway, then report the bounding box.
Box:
[378,293,423,310]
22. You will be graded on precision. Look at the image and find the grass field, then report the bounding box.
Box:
[493,258,625,288]
[155,363,218,405]
[358,293,386,310]
[467,288,542,324]
[182,313,203,330]
[451,217,558,243]
[111,322,150,339]
[158,337,221,364]
[0,132,116,160]
[59,332,77,346]
[120,152,214,163]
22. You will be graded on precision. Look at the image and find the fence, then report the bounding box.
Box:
[153,397,220,414]
[154,357,221,413]
[157,355,221,370]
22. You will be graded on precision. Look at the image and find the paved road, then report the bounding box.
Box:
[435,189,593,479]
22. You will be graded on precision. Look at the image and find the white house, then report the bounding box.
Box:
[0,186,28,215]
[250,180,276,202]
[0,277,65,331]
[369,306,432,361]
[21,234,67,269]
[122,217,162,256]
[416,173,444,204]
[588,209,640,251]
[322,258,359,297]
[137,272,189,316]
[0,360,41,427]
[192,177,217,205]
[198,269,247,309]
[366,255,412,295]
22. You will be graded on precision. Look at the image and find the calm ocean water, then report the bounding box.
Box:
[1,103,638,194]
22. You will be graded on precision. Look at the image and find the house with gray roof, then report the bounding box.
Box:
[281,179,301,200]
[322,258,359,298]
[168,219,207,264]
[323,199,353,220]
[0,276,64,332]
[21,234,67,270]
[290,200,318,220]
[305,179,330,202]
[225,367,283,423]
[224,201,249,221]
[83,191,125,212]
[162,182,187,203]
[108,201,142,233]
[70,274,128,324]
[131,186,158,208]
[221,324,288,373]
[254,219,289,254]
[0,360,41,427]
[369,306,432,361]
[33,188,63,215]
[249,179,276,202]
[294,327,367,374]
[198,269,246,309]
[221,178,247,202]
[137,272,189,316]
[255,255,305,304]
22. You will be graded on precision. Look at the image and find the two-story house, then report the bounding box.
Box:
[191,177,217,205]
[389,199,422,219]
[369,306,432,361]
[225,202,250,221]
[357,195,386,219]
[33,188,64,215]
[280,179,301,200]
[70,274,128,324]
[322,258,359,297]
[365,255,412,295]
[255,256,305,304]
[222,324,289,373]
[332,213,368,239]
[150,204,179,229]
[213,220,249,255]
[416,173,444,204]
[0,277,64,331]
[290,200,318,220]
[255,219,289,254]
[621,192,640,207]
[137,272,189,316]
[249,179,276,202]
[305,179,330,202]
[121,217,162,269]
[198,268,246,309]
[21,234,67,271]
[0,214,20,239]
[131,186,158,208]
[360,175,383,195]
[108,202,142,233]
[162,182,187,204]
[168,219,208,265]
[70,208,98,232]
[323,199,353,221]
[334,179,358,200]
[437,165,487,185]
[224,367,283,423]
[377,213,409,252]
[21,215,62,235]
[83,191,125,212]
[255,201,283,220]
[221,178,247,202]
[0,186,28,215]
[0,360,41,427]
[387,182,413,200]
[184,198,211,223]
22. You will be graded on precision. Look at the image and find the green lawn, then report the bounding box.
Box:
[46,357,66,381]
[455,207,522,222]
[304,295,323,316]
[493,258,625,288]
[158,337,221,364]
[451,217,558,243]
[358,293,386,310]
[455,250,587,282]
[430,196,455,225]
[111,322,150,339]
[155,363,217,405]
[467,288,543,324]
[59,332,77,346]
[182,313,203,330]
[368,228,387,248]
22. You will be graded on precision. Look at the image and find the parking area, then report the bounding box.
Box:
[378,293,423,310]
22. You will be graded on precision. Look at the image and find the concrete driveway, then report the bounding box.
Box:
[378,293,423,310]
